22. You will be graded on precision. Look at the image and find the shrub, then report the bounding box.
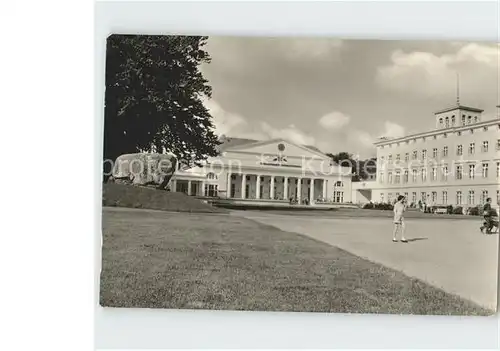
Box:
[363,202,374,209]
[452,206,463,215]
[468,206,480,216]
[447,205,453,214]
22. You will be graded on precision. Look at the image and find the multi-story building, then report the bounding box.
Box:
[371,104,500,207]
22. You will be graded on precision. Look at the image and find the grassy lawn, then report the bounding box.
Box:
[100,207,490,315]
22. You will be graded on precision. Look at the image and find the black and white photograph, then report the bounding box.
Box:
[100,35,499,316]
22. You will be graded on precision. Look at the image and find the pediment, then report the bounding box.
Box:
[225,139,328,160]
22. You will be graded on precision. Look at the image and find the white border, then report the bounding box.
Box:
[95,1,499,349]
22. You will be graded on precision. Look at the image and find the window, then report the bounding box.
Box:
[468,190,475,205]
[395,171,401,184]
[474,116,478,123]
[457,145,463,156]
[230,183,236,197]
[443,146,448,157]
[442,166,448,181]
[456,191,463,205]
[412,169,417,182]
[412,192,417,203]
[396,154,400,162]
[422,149,427,161]
[207,172,217,180]
[467,116,472,125]
[469,142,475,154]
[421,168,427,182]
[442,191,448,205]
[404,153,409,162]
[380,193,384,203]
[403,170,409,183]
[498,190,500,205]
[470,129,474,134]
[482,141,489,152]
[497,162,500,178]
[483,126,488,132]
[469,164,475,179]
[205,184,219,197]
[433,148,438,159]
[335,191,344,203]
[379,172,384,183]
[481,190,488,204]
[457,131,462,136]
[456,165,463,180]
[388,172,393,184]
[421,192,426,201]
[388,154,392,164]
[482,163,488,178]
[461,115,466,126]
[445,117,449,128]
[496,139,500,150]
[432,191,437,203]
[431,167,437,181]
[412,150,417,160]
[388,193,393,203]
[451,116,455,126]
[439,118,443,127]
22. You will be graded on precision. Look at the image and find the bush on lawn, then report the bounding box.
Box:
[362,202,374,209]
[447,205,454,214]
[452,206,463,215]
[468,205,481,216]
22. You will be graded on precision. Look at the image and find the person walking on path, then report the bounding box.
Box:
[392,195,408,243]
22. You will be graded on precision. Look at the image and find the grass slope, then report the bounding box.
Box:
[100,208,491,315]
[102,183,227,213]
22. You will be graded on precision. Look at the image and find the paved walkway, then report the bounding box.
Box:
[231,211,499,310]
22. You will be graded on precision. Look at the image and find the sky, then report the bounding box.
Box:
[200,38,499,158]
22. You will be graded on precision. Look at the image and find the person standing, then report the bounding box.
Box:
[393,195,408,243]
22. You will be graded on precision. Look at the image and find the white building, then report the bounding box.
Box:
[354,104,500,208]
[171,137,353,205]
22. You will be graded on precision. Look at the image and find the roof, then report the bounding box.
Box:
[217,136,325,154]
[434,105,484,114]
[217,137,257,152]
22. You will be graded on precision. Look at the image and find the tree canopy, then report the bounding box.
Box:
[327,152,377,181]
[103,35,220,173]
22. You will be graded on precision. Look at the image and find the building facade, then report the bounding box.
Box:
[171,137,353,204]
[371,105,500,207]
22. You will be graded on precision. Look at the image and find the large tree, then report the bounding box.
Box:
[327,152,377,181]
[103,35,220,173]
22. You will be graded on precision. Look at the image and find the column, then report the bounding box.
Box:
[283,176,288,200]
[241,173,246,199]
[297,178,302,203]
[187,180,192,196]
[270,176,275,199]
[227,172,232,198]
[170,179,177,192]
[309,178,315,204]
[200,181,206,196]
[322,179,327,200]
[256,175,261,199]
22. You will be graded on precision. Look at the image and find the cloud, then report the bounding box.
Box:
[382,121,405,138]
[318,111,351,130]
[375,43,499,100]
[353,121,405,153]
[260,122,316,146]
[285,38,343,60]
[204,99,247,136]
[205,99,314,144]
